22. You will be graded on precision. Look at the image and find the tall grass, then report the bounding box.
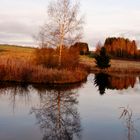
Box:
[0,55,87,84]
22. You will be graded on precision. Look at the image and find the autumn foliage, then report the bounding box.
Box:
[101,37,140,59]
[109,75,136,90]
[70,42,89,55]
[94,73,136,95]
[34,47,79,69]
[0,45,88,84]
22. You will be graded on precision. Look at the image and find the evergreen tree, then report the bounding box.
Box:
[95,47,111,69]
[94,73,111,95]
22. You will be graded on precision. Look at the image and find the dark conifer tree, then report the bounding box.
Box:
[95,47,111,69]
[94,73,110,95]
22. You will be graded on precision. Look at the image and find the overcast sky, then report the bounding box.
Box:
[0,0,140,49]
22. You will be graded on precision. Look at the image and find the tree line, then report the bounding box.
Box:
[100,37,140,59]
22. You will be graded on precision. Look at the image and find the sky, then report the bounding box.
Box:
[0,0,140,49]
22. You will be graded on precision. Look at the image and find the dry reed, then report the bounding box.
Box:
[0,55,87,84]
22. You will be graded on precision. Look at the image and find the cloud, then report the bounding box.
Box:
[0,0,46,46]
[0,12,45,46]
[0,0,140,48]
[0,20,37,46]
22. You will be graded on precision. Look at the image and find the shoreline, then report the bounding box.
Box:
[0,79,87,91]
[80,56,140,76]
[0,45,140,85]
[0,78,88,85]
[89,67,140,75]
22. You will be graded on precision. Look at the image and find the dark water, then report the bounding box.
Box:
[0,74,140,140]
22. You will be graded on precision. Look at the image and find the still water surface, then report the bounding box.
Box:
[0,74,140,140]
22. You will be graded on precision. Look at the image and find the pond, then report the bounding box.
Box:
[0,74,140,140]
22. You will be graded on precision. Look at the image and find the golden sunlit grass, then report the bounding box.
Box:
[0,44,34,60]
[0,45,139,84]
[0,45,88,84]
[80,56,140,74]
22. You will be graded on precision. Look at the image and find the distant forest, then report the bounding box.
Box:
[96,37,140,60]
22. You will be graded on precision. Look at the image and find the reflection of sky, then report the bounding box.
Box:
[78,74,140,140]
[0,0,140,48]
[0,74,140,139]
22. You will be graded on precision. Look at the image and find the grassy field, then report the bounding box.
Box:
[0,44,140,78]
[0,44,87,84]
[0,44,35,60]
[80,55,140,75]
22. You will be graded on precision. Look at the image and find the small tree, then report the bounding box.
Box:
[38,0,84,67]
[95,47,111,69]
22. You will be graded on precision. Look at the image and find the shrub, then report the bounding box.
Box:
[34,47,80,69]
[34,47,58,68]
[70,42,89,55]
[61,47,79,69]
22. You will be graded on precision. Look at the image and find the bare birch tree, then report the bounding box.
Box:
[38,0,84,66]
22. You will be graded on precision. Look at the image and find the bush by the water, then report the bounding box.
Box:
[0,56,87,84]
[34,47,58,68]
[0,46,87,84]
[34,47,79,69]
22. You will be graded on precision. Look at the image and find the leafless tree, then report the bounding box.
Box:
[31,89,81,140]
[38,0,84,66]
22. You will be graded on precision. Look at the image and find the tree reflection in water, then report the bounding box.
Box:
[0,82,83,140]
[94,73,137,95]
[94,73,110,95]
[31,85,82,140]
[0,82,30,112]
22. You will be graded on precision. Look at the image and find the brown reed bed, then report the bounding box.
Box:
[0,56,88,84]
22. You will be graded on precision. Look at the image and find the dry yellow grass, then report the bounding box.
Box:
[0,44,34,60]
[0,45,88,84]
[80,56,140,74]
[111,59,140,69]
[1,44,139,84]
